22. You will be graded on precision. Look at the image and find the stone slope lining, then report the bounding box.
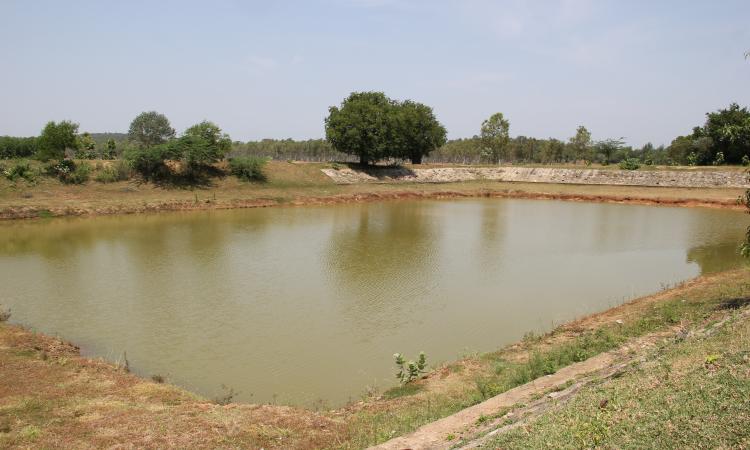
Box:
[322,167,749,188]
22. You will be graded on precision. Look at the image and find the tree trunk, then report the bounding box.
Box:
[410,154,423,164]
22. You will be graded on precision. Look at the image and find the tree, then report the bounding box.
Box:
[594,138,625,165]
[76,132,96,158]
[696,103,750,164]
[128,111,175,148]
[325,92,397,165]
[480,113,510,164]
[184,121,231,156]
[105,139,117,159]
[540,138,565,163]
[174,121,231,171]
[393,100,447,164]
[37,120,79,161]
[569,126,592,163]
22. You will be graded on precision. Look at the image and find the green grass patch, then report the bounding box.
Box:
[486,309,750,449]
[382,383,425,400]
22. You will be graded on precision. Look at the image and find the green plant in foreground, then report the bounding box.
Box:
[394,352,427,384]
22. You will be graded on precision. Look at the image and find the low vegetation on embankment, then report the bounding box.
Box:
[1,269,747,449]
[483,299,750,449]
[0,160,745,220]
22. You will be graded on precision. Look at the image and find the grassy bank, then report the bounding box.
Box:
[0,161,745,219]
[483,301,750,449]
[1,269,747,449]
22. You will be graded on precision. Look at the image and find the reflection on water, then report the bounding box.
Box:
[0,199,746,406]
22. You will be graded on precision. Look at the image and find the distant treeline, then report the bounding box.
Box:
[2,102,748,166]
[229,139,356,162]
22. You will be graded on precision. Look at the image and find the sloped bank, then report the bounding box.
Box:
[322,166,749,188]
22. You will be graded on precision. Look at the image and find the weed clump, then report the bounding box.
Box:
[95,161,131,183]
[2,160,36,183]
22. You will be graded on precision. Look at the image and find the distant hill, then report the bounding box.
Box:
[89,133,128,145]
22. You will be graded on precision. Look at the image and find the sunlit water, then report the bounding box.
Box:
[0,199,747,406]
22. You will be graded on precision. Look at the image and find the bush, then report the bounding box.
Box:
[124,145,174,180]
[618,158,641,170]
[229,156,267,182]
[713,151,725,166]
[742,155,750,166]
[394,352,427,385]
[94,161,130,183]
[46,159,90,184]
[2,160,36,182]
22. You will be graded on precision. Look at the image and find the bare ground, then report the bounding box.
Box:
[0,161,745,220]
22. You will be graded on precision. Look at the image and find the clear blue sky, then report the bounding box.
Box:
[1,0,748,147]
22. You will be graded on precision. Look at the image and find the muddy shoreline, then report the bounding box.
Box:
[0,185,744,221]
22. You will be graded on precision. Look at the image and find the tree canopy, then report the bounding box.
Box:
[37,120,79,161]
[393,100,447,164]
[325,92,397,165]
[128,111,175,148]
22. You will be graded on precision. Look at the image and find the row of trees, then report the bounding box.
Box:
[2,100,748,167]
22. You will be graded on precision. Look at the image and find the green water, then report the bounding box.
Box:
[0,199,746,406]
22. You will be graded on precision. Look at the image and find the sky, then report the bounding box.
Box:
[1,0,749,147]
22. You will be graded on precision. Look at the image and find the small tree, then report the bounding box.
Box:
[76,132,97,159]
[105,138,117,159]
[594,138,625,165]
[128,111,175,148]
[325,92,397,165]
[394,352,427,384]
[37,120,79,161]
[394,100,447,164]
[480,113,510,164]
[569,126,592,164]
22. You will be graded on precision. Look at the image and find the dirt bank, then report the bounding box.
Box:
[1,162,746,221]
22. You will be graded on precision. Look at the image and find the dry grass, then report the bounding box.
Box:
[0,161,744,220]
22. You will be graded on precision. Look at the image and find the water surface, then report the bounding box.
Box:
[0,199,746,406]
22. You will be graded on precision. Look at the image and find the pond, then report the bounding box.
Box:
[0,199,747,406]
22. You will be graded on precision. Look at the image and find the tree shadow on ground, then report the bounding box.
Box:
[342,162,416,180]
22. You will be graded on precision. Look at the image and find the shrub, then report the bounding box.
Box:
[95,161,130,183]
[229,156,267,182]
[618,158,641,170]
[124,145,174,180]
[394,352,427,384]
[46,159,90,184]
[742,155,750,166]
[713,151,725,166]
[2,160,36,182]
